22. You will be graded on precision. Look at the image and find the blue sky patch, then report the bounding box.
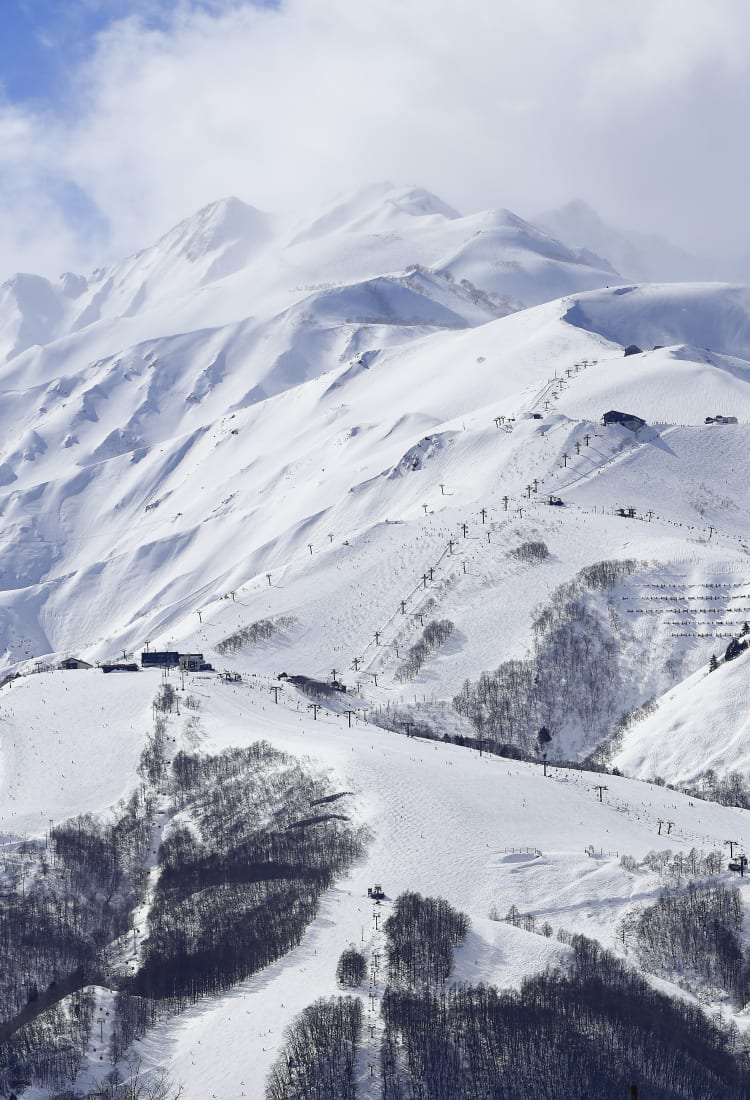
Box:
[0,1,206,106]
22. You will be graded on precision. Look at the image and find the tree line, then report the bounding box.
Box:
[384,892,469,990]
[395,619,455,683]
[0,784,154,1094]
[635,881,749,1004]
[260,887,750,1099]
[215,616,296,656]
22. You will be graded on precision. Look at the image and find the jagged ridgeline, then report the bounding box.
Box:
[454,559,648,757]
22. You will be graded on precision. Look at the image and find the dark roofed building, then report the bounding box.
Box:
[602,409,646,432]
[58,657,93,671]
[141,651,180,669]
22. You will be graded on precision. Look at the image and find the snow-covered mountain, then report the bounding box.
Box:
[0,195,749,771]
[0,184,618,363]
[4,185,750,1099]
[538,199,714,283]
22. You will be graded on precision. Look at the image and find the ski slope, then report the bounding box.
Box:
[0,669,153,836]
[120,674,750,1100]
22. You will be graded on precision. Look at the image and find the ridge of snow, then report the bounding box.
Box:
[293,182,461,243]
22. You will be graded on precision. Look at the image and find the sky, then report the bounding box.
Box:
[1,0,750,283]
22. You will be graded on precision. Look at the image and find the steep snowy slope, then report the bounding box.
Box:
[614,642,750,783]
[293,182,462,238]
[435,206,616,306]
[0,199,274,362]
[565,281,750,359]
[67,196,275,330]
[0,273,72,363]
[0,281,749,704]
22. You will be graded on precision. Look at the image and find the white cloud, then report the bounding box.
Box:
[3,0,750,281]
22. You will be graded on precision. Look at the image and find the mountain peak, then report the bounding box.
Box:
[161,196,272,262]
[294,183,460,243]
[380,185,460,221]
[555,198,602,219]
[541,199,606,236]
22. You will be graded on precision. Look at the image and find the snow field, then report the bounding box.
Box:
[0,668,155,836]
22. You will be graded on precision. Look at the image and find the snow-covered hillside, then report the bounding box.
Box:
[4,186,750,1099]
[5,660,750,1100]
[88,675,750,1100]
[614,643,750,783]
[1,278,749,713]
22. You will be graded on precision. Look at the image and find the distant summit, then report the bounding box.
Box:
[153,195,272,267]
[538,199,712,283]
[120,194,273,290]
[294,183,461,242]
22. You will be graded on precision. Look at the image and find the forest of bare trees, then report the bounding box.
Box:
[266,997,362,1100]
[1,697,365,1095]
[395,619,455,683]
[131,743,366,1004]
[635,881,749,1003]
[380,932,749,1099]
[453,559,640,754]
